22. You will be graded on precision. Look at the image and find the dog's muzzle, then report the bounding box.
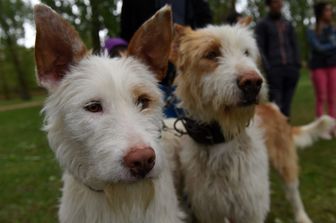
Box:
[237,72,263,106]
[123,146,156,178]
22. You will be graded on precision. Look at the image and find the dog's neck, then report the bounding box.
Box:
[174,116,235,145]
[83,182,104,193]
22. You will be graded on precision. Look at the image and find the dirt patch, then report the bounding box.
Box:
[0,101,43,112]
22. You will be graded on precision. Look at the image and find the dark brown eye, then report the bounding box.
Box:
[84,101,103,113]
[136,95,151,111]
[244,49,250,56]
[204,50,220,60]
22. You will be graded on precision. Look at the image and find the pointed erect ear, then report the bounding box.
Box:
[170,24,190,63]
[34,4,87,91]
[127,5,173,81]
[238,16,253,27]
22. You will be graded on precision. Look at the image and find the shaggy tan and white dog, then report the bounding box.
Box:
[34,4,184,223]
[163,22,270,223]
[163,21,335,223]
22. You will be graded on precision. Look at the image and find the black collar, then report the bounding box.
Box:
[84,183,104,193]
[174,117,227,145]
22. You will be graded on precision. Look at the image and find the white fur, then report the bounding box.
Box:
[42,55,184,223]
[163,24,270,223]
[285,180,312,223]
[294,115,336,148]
[163,118,269,223]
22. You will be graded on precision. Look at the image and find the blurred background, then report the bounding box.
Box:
[0,0,336,223]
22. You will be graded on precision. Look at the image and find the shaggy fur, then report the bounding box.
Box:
[34,4,183,223]
[257,103,335,223]
[163,21,335,223]
[163,23,270,223]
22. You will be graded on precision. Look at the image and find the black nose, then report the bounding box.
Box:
[237,72,263,105]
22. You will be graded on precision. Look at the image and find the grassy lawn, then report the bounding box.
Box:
[0,104,60,223]
[0,70,335,222]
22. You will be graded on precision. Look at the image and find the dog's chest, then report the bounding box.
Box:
[180,133,269,221]
[60,175,156,223]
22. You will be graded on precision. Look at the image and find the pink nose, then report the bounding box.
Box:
[123,146,156,178]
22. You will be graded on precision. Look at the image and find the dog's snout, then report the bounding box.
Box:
[123,146,156,178]
[237,72,263,91]
[237,72,263,106]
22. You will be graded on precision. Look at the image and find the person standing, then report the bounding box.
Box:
[120,0,212,42]
[255,0,301,118]
[307,1,336,119]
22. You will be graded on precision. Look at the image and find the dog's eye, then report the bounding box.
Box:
[136,95,151,111]
[204,51,220,61]
[84,101,103,113]
[244,50,250,56]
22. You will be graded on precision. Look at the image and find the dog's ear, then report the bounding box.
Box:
[170,24,191,63]
[34,4,87,91]
[238,16,253,27]
[127,5,173,81]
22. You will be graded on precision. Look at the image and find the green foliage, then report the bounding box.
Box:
[208,0,236,23]
[0,0,33,100]
[40,0,120,50]
[0,0,32,41]
[0,47,36,99]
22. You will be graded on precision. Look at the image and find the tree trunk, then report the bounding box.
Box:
[230,0,236,12]
[89,0,101,53]
[0,68,11,100]
[5,36,31,100]
[0,13,31,100]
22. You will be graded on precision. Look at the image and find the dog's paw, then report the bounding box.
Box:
[295,212,313,223]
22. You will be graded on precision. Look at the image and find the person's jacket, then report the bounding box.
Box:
[255,14,301,72]
[307,25,336,69]
[121,0,212,42]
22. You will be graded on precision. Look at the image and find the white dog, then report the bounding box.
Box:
[34,4,183,223]
[162,21,270,223]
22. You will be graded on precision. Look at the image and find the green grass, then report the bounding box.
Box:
[0,70,335,222]
[0,106,60,223]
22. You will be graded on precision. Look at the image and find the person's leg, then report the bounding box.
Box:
[311,68,328,117]
[326,67,336,118]
[267,68,283,110]
[281,66,300,118]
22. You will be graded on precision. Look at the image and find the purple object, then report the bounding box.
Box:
[104,38,128,51]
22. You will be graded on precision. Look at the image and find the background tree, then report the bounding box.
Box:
[2,0,336,101]
[0,0,32,100]
[41,0,120,52]
[209,0,237,23]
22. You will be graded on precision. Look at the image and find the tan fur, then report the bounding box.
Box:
[238,16,253,26]
[34,4,88,90]
[131,84,162,113]
[172,25,256,138]
[256,104,299,183]
[128,6,173,81]
[256,103,317,223]
[166,24,270,223]
[167,21,314,223]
